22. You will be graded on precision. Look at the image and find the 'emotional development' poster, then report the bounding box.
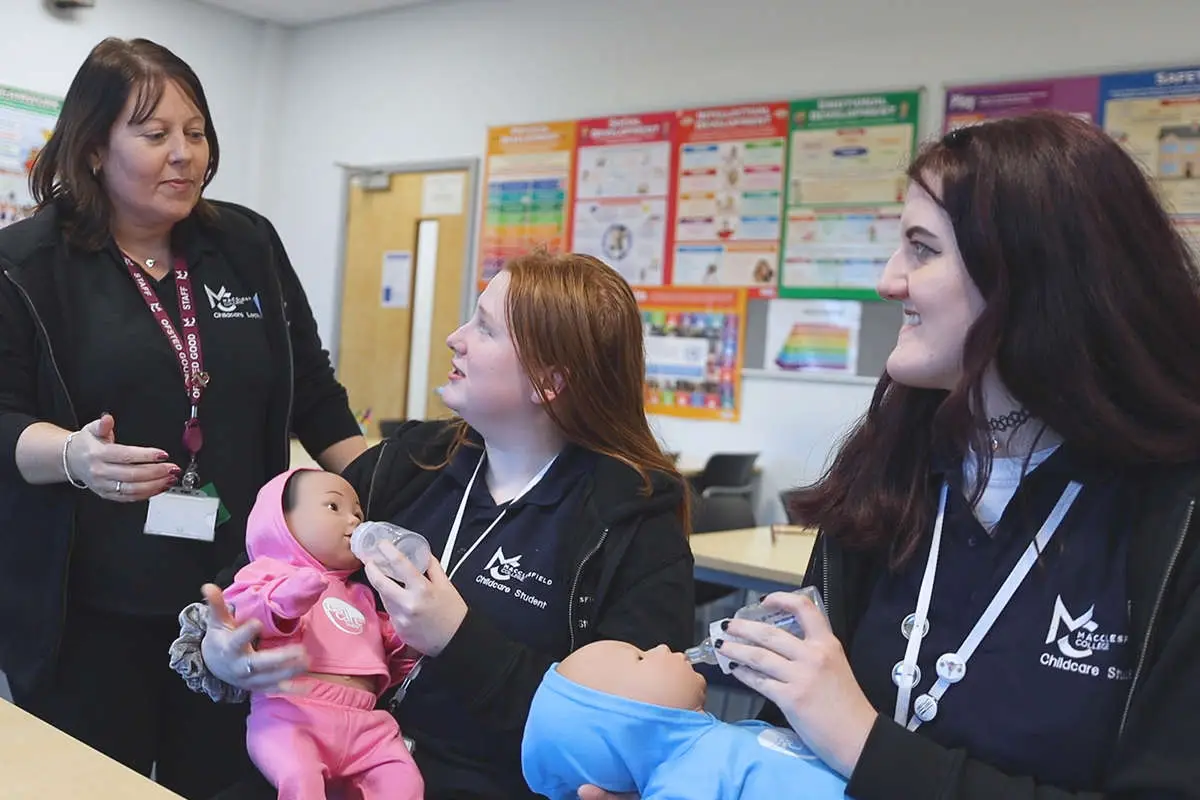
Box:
[781,92,918,300]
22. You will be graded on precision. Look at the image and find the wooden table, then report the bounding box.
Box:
[690,526,816,594]
[0,700,183,799]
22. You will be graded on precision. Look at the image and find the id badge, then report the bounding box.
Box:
[144,488,219,542]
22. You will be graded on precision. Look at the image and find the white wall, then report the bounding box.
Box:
[3,0,278,209]
[265,0,1200,521]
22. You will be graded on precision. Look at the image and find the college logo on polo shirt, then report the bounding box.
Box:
[204,284,263,320]
[1039,594,1131,681]
[474,546,553,611]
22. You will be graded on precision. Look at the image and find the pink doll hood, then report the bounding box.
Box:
[245,468,354,577]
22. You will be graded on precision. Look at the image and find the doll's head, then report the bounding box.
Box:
[280,469,364,570]
[558,640,707,711]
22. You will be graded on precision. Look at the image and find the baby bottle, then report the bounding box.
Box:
[349,521,432,577]
[685,586,825,675]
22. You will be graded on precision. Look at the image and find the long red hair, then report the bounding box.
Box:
[440,250,689,532]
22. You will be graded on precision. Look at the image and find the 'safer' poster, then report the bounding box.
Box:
[0,84,60,230]
[478,121,576,284]
[636,287,746,421]
[781,92,918,300]
[1101,66,1200,256]
[671,103,789,297]
[571,113,675,287]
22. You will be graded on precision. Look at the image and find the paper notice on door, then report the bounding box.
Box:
[381,250,412,308]
[422,173,465,216]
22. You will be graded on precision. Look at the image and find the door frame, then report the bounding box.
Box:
[328,157,481,371]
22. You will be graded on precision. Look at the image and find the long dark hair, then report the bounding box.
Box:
[791,111,1200,568]
[30,37,220,249]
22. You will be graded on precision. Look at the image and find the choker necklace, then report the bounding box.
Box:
[987,409,1031,452]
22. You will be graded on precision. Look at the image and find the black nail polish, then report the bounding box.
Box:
[714,638,725,649]
[720,620,730,631]
[729,662,740,670]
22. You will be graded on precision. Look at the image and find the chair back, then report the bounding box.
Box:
[693,494,757,534]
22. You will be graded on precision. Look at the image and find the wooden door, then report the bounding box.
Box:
[337,168,472,439]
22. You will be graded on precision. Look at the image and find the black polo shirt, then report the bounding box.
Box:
[389,441,596,798]
[849,447,1135,791]
[68,230,273,616]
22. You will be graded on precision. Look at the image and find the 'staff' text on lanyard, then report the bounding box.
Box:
[123,254,208,488]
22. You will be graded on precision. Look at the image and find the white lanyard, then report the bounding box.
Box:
[389,450,557,712]
[894,479,1083,731]
[440,451,557,579]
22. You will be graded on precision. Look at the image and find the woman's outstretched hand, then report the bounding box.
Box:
[199,583,308,692]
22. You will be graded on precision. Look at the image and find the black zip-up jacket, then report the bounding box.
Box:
[0,201,359,694]
[204,419,695,797]
[762,461,1200,799]
[340,419,696,741]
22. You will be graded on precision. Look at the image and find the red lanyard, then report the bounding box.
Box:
[123,254,208,488]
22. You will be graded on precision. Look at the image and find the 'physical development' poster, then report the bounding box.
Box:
[671,103,788,296]
[478,121,576,284]
[637,287,746,421]
[0,84,60,230]
[781,92,918,300]
[571,113,675,286]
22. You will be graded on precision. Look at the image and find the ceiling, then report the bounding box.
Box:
[189,0,439,27]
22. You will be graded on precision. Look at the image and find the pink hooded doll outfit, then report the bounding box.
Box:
[225,468,422,800]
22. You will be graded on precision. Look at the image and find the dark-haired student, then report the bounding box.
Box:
[0,37,363,799]
[583,111,1200,800]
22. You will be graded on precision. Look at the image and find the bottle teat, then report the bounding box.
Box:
[685,640,718,666]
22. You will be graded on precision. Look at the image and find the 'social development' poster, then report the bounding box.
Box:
[0,85,60,230]
[942,77,1100,131]
[672,103,788,297]
[636,287,746,421]
[781,92,918,300]
[571,113,675,286]
[1101,66,1200,256]
[477,121,576,284]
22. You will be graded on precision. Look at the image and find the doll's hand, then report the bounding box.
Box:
[578,787,638,800]
[718,591,877,778]
[271,568,330,620]
[363,541,467,657]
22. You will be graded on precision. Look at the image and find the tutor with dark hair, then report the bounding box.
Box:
[0,37,365,799]
[170,249,696,799]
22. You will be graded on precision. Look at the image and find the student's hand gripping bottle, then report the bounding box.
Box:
[686,586,826,674]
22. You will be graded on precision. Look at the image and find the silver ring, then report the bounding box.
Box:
[245,660,254,676]
[114,480,123,495]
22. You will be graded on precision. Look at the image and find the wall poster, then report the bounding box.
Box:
[477,121,576,284]
[671,102,789,296]
[636,287,746,421]
[781,92,919,300]
[571,112,675,286]
[0,84,60,230]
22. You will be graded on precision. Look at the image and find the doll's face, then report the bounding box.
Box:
[558,640,707,711]
[285,471,364,570]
